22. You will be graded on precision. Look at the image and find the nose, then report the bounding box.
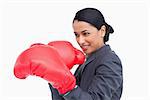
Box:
[76,36,85,46]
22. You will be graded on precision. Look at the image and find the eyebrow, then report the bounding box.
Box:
[74,30,88,34]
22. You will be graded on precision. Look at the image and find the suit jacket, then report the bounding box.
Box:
[49,45,123,100]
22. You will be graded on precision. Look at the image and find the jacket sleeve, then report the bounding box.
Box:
[63,55,123,100]
[48,83,65,100]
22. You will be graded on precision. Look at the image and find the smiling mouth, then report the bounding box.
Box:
[82,48,87,51]
[81,46,88,51]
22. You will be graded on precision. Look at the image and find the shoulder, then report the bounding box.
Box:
[95,47,122,72]
[96,46,121,64]
[105,50,121,63]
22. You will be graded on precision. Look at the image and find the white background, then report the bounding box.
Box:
[0,0,150,100]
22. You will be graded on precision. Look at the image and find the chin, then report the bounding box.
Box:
[83,51,88,55]
[84,51,91,55]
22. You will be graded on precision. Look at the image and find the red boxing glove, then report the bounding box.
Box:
[14,44,76,94]
[48,41,85,69]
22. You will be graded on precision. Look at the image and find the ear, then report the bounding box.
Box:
[99,25,106,37]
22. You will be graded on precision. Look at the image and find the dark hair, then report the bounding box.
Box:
[73,8,114,42]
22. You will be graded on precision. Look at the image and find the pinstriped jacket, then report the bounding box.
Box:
[49,44,123,100]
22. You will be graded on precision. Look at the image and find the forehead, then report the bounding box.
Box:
[73,20,91,28]
[73,20,96,33]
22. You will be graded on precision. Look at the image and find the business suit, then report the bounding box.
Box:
[49,44,123,100]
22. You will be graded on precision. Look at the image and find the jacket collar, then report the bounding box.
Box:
[85,44,111,65]
[75,44,111,78]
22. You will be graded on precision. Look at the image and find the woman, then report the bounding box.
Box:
[49,7,123,100]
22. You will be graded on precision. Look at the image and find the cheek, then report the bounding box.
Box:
[89,36,101,49]
[76,38,81,45]
[88,34,99,44]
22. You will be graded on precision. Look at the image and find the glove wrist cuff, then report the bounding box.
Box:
[62,85,78,96]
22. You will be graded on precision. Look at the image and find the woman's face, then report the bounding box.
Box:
[73,20,105,55]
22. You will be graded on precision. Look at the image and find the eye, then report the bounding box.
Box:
[74,33,79,38]
[83,32,90,36]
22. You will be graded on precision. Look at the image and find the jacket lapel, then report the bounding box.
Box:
[79,45,112,91]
